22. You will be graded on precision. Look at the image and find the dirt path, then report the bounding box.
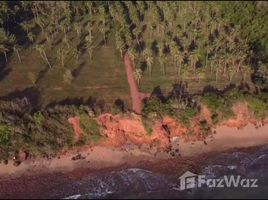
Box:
[124,54,150,114]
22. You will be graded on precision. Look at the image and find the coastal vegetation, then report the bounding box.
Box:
[0,1,268,161]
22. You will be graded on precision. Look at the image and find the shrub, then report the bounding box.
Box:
[200,93,234,121]
[33,111,45,125]
[79,113,102,143]
[200,120,211,137]
[0,124,11,145]
[142,97,172,117]
[141,116,153,135]
[245,95,268,119]
[211,113,219,124]
[226,89,268,119]
[179,106,199,127]
[200,93,222,112]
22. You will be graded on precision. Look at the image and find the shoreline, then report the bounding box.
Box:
[1,123,268,180]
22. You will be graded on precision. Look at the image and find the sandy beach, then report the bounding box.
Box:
[0,122,268,179]
[177,123,268,157]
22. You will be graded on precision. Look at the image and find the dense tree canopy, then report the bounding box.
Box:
[0,1,267,89]
[0,1,268,161]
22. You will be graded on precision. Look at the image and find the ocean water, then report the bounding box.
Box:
[59,145,268,199]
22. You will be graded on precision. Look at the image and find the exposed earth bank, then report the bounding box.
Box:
[1,103,268,178]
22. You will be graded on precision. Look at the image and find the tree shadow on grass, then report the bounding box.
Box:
[114,98,125,112]
[0,55,12,81]
[0,86,41,108]
[151,86,166,102]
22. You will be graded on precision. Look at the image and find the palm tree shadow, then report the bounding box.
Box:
[140,61,147,73]
[0,68,12,82]
[0,59,12,81]
[0,87,41,108]
[114,98,125,112]
[151,86,166,102]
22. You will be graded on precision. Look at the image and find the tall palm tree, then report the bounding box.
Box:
[143,48,153,77]
[73,22,81,38]
[13,45,21,63]
[35,44,52,68]
[174,52,184,78]
[127,47,136,67]
[115,31,125,58]
[134,68,142,87]
[157,42,166,76]
[0,45,8,63]
[27,32,35,43]
[57,48,66,68]
[189,49,201,75]
[158,55,166,76]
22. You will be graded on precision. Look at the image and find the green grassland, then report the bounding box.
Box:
[0,25,131,108]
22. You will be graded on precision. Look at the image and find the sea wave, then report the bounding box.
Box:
[61,145,268,199]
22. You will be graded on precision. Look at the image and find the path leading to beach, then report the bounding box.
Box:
[124,54,150,114]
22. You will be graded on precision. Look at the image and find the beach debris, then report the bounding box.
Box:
[72,154,86,161]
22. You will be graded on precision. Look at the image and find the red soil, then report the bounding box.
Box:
[97,113,171,150]
[124,54,150,114]
[68,116,83,143]
[223,103,254,128]
[68,102,268,151]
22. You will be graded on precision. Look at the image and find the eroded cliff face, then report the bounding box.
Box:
[68,102,268,150]
[97,113,170,149]
[221,102,267,128]
[96,112,210,150]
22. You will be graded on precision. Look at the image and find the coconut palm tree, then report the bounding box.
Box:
[189,49,201,75]
[157,42,166,76]
[0,45,8,63]
[73,22,81,38]
[27,32,35,43]
[134,68,142,87]
[158,54,166,76]
[174,52,185,78]
[143,48,154,77]
[115,31,125,58]
[13,45,21,63]
[127,47,136,67]
[57,47,66,68]
[35,44,51,68]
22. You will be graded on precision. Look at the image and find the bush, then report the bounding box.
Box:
[179,106,199,127]
[33,111,45,125]
[78,113,102,143]
[211,113,219,124]
[200,93,234,121]
[141,116,153,136]
[226,89,268,119]
[245,95,268,119]
[200,120,211,137]
[142,97,173,117]
[200,93,222,112]
[0,124,11,145]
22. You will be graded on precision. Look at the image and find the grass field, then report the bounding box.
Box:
[139,58,243,95]
[0,28,131,108]
[0,23,244,109]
